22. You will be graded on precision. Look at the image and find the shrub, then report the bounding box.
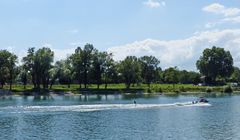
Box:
[174,89,180,93]
[206,87,212,93]
[158,87,162,93]
[223,85,233,93]
[146,88,153,93]
[179,86,186,92]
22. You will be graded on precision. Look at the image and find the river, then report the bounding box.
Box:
[0,94,238,140]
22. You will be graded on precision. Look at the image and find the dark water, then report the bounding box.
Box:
[0,94,239,140]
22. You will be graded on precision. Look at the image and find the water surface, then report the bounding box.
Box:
[0,94,239,140]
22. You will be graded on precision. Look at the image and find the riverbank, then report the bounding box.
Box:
[1,84,240,96]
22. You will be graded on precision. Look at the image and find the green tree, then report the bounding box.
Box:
[70,44,95,89]
[139,56,160,88]
[179,70,201,84]
[50,59,73,88]
[0,50,18,90]
[82,44,95,88]
[8,54,18,90]
[60,58,73,88]
[91,51,108,89]
[196,46,234,85]
[188,71,201,84]
[178,70,189,84]
[230,67,240,83]
[49,63,59,89]
[22,47,54,89]
[119,56,141,89]
[70,47,84,88]
[18,66,29,89]
[22,48,36,88]
[35,47,54,89]
[163,67,179,88]
[103,53,118,89]
[90,51,116,89]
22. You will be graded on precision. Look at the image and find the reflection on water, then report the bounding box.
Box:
[0,94,239,139]
[0,93,159,103]
[33,95,54,101]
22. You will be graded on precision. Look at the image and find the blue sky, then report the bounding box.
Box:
[1,0,240,70]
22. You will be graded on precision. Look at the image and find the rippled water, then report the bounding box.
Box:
[0,94,239,140]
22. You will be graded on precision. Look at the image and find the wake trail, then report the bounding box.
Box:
[0,102,211,113]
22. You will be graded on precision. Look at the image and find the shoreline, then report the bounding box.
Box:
[0,90,239,97]
[0,84,239,96]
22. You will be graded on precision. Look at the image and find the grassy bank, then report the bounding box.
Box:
[1,84,240,95]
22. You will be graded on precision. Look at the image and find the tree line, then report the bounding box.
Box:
[0,45,238,90]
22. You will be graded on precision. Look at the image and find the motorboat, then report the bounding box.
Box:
[198,97,209,103]
[192,97,209,104]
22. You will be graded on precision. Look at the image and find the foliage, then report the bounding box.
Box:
[230,67,240,83]
[139,56,160,88]
[206,87,212,93]
[102,53,118,89]
[90,51,109,89]
[0,50,18,90]
[70,47,84,88]
[196,46,234,85]
[17,66,30,89]
[163,67,179,84]
[70,44,95,89]
[223,85,233,93]
[1,44,238,94]
[119,56,141,89]
[22,47,54,89]
[178,70,201,84]
[49,59,73,88]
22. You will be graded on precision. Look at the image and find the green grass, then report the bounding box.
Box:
[1,83,239,95]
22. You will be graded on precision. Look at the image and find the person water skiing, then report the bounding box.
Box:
[133,100,136,105]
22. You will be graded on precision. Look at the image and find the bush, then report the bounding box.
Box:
[179,86,186,92]
[147,88,153,93]
[174,90,180,93]
[223,85,233,93]
[158,87,162,93]
[206,87,212,93]
[152,86,162,93]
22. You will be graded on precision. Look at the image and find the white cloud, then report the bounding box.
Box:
[202,4,240,28]
[205,22,218,28]
[6,46,14,53]
[223,16,240,23]
[204,20,226,29]
[107,29,240,70]
[35,43,75,62]
[42,44,75,61]
[143,0,165,8]
[17,50,27,65]
[204,16,240,28]
[12,45,75,64]
[203,3,240,17]
[52,48,75,61]
[203,3,225,14]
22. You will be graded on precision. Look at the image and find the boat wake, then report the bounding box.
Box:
[0,102,211,113]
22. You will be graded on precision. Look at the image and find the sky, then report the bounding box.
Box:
[0,0,240,70]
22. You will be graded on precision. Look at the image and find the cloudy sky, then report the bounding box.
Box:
[1,0,240,70]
